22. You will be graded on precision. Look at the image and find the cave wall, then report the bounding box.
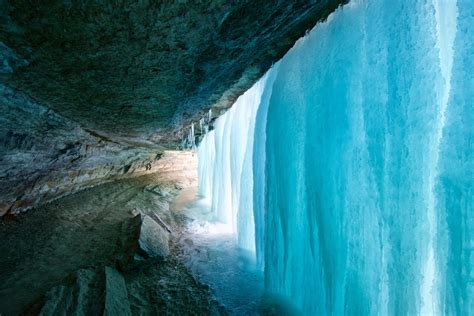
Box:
[0,82,167,215]
[0,0,346,215]
[1,0,346,141]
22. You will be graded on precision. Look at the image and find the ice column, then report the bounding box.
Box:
[181,123,196,150]
[198,75,269,249]
[435,0,473,313]
[197,130,215,199]
[252,64,280,267]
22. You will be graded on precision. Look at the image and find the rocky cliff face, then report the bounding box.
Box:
[0,83,169,215]
[0,0,345,214]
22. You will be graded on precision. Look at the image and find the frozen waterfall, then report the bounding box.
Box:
[198,0,473,314]
[197,75,269,249]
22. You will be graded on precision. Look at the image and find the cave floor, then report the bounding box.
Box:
[0,172,225,315]
[173,190,264,315]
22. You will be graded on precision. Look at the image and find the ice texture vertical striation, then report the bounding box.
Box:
[198,0,472,314]
[197,74,270,249]
[182,123,196,150]
[263,1,472,314]
[198,130,215,199]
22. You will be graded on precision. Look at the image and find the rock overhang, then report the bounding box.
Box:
[0,0,347,214]
[1,0,346,142]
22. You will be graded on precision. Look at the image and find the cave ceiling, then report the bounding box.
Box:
[1,0,345,144]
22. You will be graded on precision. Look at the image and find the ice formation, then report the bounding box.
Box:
[181,123,196,150]
[198,76,268,246]
[198,0,472,314]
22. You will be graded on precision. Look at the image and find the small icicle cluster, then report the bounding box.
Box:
[181,123,196,150]
[199,109,213,136]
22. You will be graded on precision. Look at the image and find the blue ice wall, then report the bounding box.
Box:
[252,64,280,268]
[435,1,473,314]
[264,1,472,314]
[198,75,268,250]
[198,0,473,314]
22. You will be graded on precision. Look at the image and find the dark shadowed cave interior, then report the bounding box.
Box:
[0,1,472,315]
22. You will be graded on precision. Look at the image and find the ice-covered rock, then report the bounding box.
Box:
[138,215,170,259]
[117,214,170,270]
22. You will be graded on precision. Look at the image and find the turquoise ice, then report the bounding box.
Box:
[198,0,473,314]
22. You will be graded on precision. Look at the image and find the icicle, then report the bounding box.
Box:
[181,123,197,151]
[190,123,196,150]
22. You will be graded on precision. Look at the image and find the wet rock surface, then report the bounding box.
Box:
[117,213,171,270]
[104,267,132,316]
[137,215,170,260]
[0,154,223,315]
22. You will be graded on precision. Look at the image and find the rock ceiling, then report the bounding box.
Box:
[2,0,345,142]
[0,0,345,214]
